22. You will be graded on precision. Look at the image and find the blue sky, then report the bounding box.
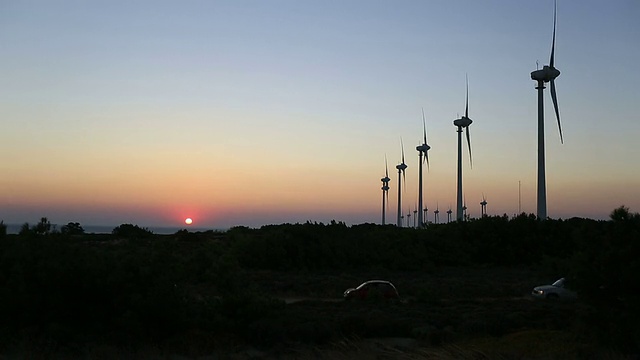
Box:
[1,0,639,228]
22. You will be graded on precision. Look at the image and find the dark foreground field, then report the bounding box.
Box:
[1,214,638,358]
[1,265,612,359]
[236,267,593,359]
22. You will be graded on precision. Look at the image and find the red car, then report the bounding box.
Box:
[343,280,400,300]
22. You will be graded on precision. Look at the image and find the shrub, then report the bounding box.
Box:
[111,224,153,238]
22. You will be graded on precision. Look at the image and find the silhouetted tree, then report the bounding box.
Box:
[19,222,32,236]
[60,222,85,235]
[33,217,53,235]
[609,205,640,223]
[112,223,153,238]
[0,221,6,239]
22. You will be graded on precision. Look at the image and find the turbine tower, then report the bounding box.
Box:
[434,204,440,224]
[453,75,474,221]
[531,0,563,220]
[423,207,428,226]
[413,207,418,228]
[416,108,431,228]
[446,207,452,223]
[380,156,391,225]
[407,208,412,228]
[396,140,407,227]
[481,195,488,217]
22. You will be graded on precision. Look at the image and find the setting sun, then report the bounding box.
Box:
[184,218,193,225]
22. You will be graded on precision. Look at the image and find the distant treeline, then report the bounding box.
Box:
[0,207,638,354]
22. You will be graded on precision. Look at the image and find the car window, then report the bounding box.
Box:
[552,278,565,288]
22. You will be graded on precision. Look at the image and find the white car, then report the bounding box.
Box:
[531,278,577,300]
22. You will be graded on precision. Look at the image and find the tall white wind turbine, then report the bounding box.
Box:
[380,156,391,225]
[531,0,564,220]
[396,140,407,227]
[416,108,431,228]
[453,76,474,221]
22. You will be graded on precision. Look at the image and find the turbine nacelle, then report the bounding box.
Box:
[416,144,431,152]
[382,185,389,191]
[396,163,407,171]
[381,176,390,183]
[531,65,560,83]
[453,117,473,128]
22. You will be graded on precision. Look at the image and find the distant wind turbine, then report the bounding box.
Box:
[453,75,474,221]
[462,195,468,221]
[434,203,440,224]
[481,195,488,217]
[380,156,391,225]
[446,207,452,223]
[413,207,418,228]
[530,0,564,220]
[423,207,428,226]
[416,108,431,228]
[396,139,407,227]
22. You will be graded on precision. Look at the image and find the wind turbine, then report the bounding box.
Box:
[453,75,474,221]
[423,207,428,226]
[531,0,563,220]
[413,207,418,228]
[481,195,488,217]
[446,207,452,223]
[396,140,407,227]
[462,195,468,221]
[407,208,412,228]
[434,203,440,224]
[380,156,391,225]
[416,108,431,228]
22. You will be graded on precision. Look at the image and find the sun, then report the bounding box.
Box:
[184,218,193,225]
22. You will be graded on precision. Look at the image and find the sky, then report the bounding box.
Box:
[1,0,639,229]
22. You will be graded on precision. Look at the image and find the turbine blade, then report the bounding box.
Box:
[425,151,430,171]
[550,80,564,144]
[465,74,469,118]
[385,155,389,177]
[550,0,557,67]
[401,138,405,164]
[422,107,427,145]
[465,127,473,168]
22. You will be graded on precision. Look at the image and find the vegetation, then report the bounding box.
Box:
[0,206,638,357]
